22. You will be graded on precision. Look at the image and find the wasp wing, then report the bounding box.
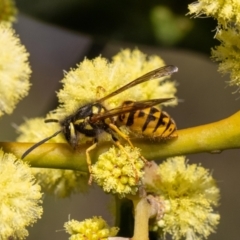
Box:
[97,65,178,103]
[91,98,174,122]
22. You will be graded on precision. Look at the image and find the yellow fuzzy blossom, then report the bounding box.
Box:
[64,216,119,240]
[188,1,240,88]
[92,146,145,197]
[211,26,240,87]
[0,24,31,117]
[188,0,240,26]
[17,118,88,197]
[147,156,220,240]
[57,49,177,116]
[0,149,42,239]
[17,117,66,143]
[0,0,17,24]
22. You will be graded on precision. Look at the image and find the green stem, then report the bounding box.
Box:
[1,111,240,171]
[131,197,151,240]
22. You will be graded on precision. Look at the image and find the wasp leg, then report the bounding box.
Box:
[115,140,140,183]
[109,123,148,164]
[108,123,134,148]
[86,141,97,185]
[108,130,139,183]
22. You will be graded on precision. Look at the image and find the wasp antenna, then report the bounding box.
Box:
[153,65,178,78]
[21,130,62,159]
[44,119,59,123]
[169,65,178,73]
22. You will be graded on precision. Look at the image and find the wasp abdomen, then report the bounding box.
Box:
[117,101,177,139]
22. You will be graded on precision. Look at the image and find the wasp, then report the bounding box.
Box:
[22,65,178,183]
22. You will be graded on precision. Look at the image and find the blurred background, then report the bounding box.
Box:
[16,0,218,54]
[1,1,240,239]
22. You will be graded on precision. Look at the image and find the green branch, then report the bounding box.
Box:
[1,111,240,172]
[131,197,152,240]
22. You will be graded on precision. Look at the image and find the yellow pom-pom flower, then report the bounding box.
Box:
[17,117,66,143]
[148,156,220,240]
[188,0,240,26]
[211,26,240,87]
[0,24,31,117]
[64,216,119,240]
[92,145,145,197]
[0,149,42,239]
[57,49,177,116]
[17,117,88,197]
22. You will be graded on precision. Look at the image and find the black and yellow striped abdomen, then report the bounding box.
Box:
[117,101,177,139]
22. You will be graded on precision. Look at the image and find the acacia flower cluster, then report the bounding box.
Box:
[0,149,42,239]
[146,156,220,240]
[0,20,43,239]
[188,0,240,88]
[92,145,144,197]
[0,24,31,117]
[64,216,119,240]
[188,0,240,26]
[212,26,240,87]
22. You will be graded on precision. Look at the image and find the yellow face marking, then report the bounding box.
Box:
[69,122,75,139]
[84,124,94,130]
[92,105,99,114]
[74,119,85,125]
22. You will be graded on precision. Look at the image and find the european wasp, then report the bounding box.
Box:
[22,65,178,183]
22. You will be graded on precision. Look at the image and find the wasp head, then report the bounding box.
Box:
[60,104,95,148]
